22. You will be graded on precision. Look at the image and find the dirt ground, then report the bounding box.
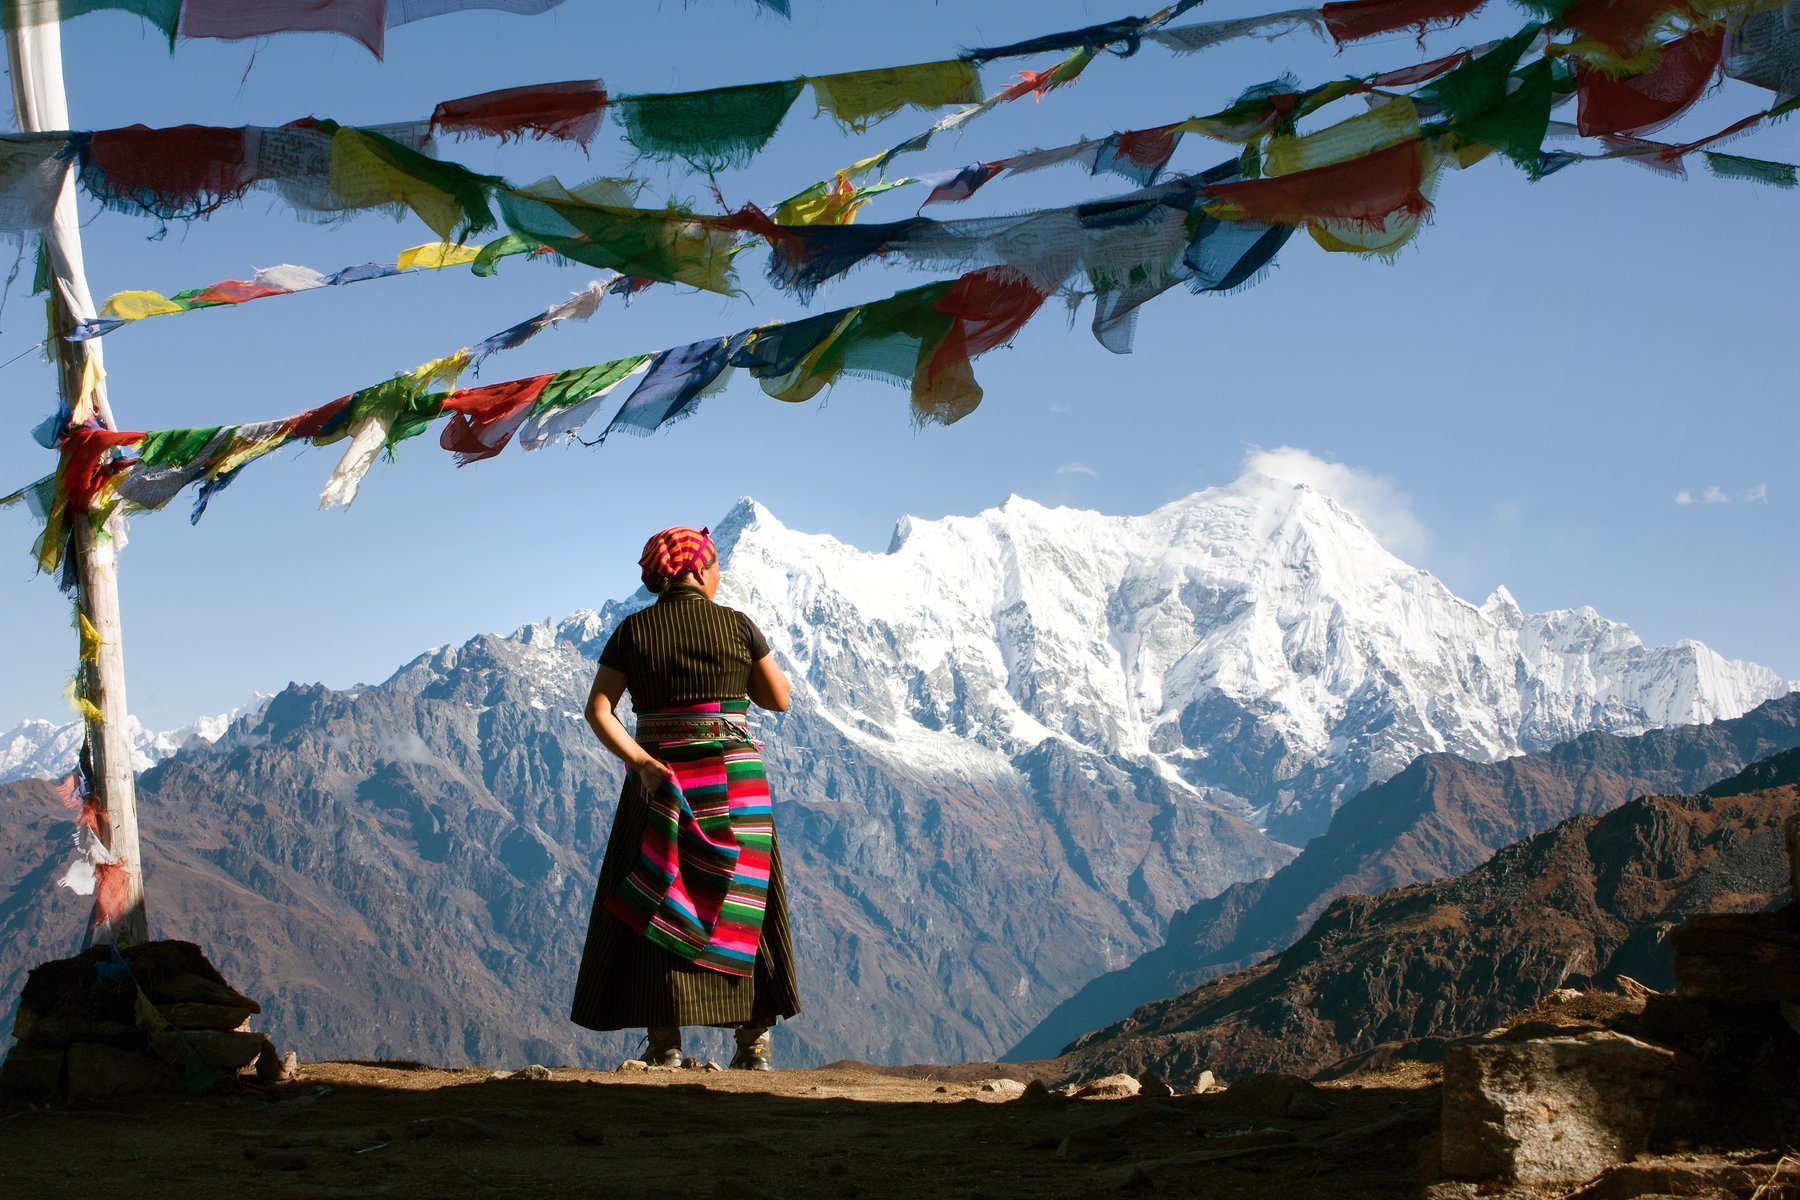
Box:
[0,1058,1447,1199]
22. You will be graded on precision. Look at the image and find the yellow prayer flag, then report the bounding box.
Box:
[329,128,464,240]
[78,611,101,662]
[1265,98,1421,177]
[100,291,184,320]
[808,60,984,133]
[398,241,483,271]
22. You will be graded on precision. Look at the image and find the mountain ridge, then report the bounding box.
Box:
[1008,691,1800,1060]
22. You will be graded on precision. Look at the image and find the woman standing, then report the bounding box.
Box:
[570,526,801,1069]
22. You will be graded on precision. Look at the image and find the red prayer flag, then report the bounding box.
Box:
[182,0,388,58]
[84,126,253,216]
[926,268,1049,383]
[439,375,553,464]
[1321,0,1485,45]
[1577,27,1724,137]
[1204,140,1431,229]
[58,428,142,513]
[431,80,609,147]
[192,280,292,306]
[1561,0,1697,58]
[91,861,134,929]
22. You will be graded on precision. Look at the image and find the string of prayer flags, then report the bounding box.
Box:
[429,79,609,148]
[68,241,487,341]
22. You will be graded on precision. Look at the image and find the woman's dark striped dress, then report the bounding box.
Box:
[569,587,802,1030]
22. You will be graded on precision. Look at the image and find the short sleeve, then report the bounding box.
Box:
[736,610,771,662]
[597,621,631,671]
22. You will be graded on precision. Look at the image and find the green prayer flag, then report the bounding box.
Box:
[2,1,179,44]
[1704,152,1798,189]
[531,357,655,415]
[495,187,740,294]
[616,79,804,171]
[1452,57,1554,175]
[1421,23,1543,125]
[137,427,224,469]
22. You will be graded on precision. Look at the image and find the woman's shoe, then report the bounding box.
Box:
[645,1026,683,1068]
[730,1024,773,1070]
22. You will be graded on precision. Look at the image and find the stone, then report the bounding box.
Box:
[1135,1071,1174,1098]
[1057,1125,1133,1162]
[1074,1073,1142,1099]
[148,1029,267,1071]
[1440,1031,1676,1185]
[510,1063,552,1081]
[1012,1079,1064,1105]
[978,1078,1025,1095]
[160,1002,257,1031]
[1672,910,1800,1006]
[252,1043,289,1086]
[617,1059,650,1072]
[0,1044,66,1101]
[1098,1163,1152,1192]
[11,1007,135,1047]
[1191,1070,1216,1094]
[1220,1073,1327,1118]
[64,1042,179,1101]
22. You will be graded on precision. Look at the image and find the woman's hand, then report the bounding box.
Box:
[633,757,676,795]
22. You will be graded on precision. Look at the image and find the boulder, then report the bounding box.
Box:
[64,1042,178,1102]
[147,1029,267,1072]
[1441,1031,1675,1185]
[0,1044,66,1101]
[1671,909,1800,1006]
[1074,1073,1141,1099]
[161,1002,256,1031]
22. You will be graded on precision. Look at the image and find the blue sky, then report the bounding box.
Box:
[1,0,1794,731]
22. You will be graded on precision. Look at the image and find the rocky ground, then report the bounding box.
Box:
[4,1051,1795,1199]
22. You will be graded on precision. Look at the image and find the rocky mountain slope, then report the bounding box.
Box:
[1,479,1789,1067]
[1009,692,1800,1060]
[1057,749,1800,1084]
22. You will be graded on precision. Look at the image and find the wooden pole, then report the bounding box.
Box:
[6,5,148,944]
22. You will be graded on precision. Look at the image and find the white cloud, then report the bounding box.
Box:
[379,731,435,764]
[1679,484,1768,506]
[1241,446,1430,560]
[1055,463,1097,477]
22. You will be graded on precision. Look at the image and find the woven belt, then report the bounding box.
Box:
[634,715,751,742]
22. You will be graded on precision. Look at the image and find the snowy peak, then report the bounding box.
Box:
[0,695,272,785]
[698,475,1793,840]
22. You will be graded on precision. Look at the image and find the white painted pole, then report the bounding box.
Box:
[6,4,148,944]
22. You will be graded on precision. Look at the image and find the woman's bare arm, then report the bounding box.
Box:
[584,664,675,793]
[747,653,791,713]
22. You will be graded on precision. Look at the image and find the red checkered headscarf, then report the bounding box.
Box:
[638,526,716,591]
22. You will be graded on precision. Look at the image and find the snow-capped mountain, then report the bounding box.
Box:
[668,475,1792,842]
[0,696,271,785]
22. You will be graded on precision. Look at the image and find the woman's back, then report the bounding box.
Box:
[600,589,767,711]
